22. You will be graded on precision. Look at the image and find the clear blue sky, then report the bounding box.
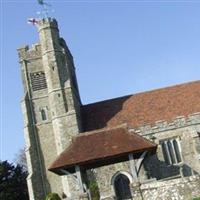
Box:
[1,0,200,162]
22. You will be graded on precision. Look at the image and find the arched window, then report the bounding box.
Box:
[161,142,170,165]
[113,173,132,200]
[161,138,182,165]
[41,109,47,121]
[167,140,176,164]
[173,139,182,163]
[194,132,200,154]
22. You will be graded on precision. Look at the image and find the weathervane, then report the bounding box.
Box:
[27,0,54,26]
[37,0,54,19]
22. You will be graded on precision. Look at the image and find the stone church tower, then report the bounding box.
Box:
[18,18,82,199]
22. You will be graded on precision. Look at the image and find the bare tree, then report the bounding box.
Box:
[14,148,27,171]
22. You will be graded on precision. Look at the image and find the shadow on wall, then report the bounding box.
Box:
[143,154,199,180]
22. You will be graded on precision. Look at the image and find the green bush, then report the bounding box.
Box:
[88,181,100,200]
[193,198,200,200]
[45,193,61,200]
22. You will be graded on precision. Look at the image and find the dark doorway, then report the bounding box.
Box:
[114,174,132,200]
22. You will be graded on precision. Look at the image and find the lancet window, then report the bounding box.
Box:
[39,107,48,121]
[161,138,182,165]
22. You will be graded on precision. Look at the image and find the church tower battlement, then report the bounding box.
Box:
[18,18,82,199]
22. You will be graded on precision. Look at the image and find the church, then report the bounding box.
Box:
[18,17,200,200]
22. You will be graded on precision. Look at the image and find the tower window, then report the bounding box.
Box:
[195,132,200,154]
[30,71,47,91]
[161,138,182,165]
[40,108,48,121]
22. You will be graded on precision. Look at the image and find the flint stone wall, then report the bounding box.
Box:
[141,175,200,200]
[101,175,200,200]
[98,113,200,200]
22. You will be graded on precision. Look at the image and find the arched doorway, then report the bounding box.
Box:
[113,173,132,200]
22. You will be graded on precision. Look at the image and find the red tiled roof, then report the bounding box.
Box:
[82,81,200,132]
[49,125,156,174]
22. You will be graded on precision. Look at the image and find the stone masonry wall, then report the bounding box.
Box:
[18,44,64,199]
[18,18,84,200]
[96,113,200,200]
[95,161,131,199]
[141,175,200,200]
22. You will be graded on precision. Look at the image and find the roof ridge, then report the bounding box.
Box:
[82,80,200,107]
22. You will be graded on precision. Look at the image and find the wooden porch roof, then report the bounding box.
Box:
[49,125,157,174]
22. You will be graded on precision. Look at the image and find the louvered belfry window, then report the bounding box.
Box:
[30,71,47,91]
